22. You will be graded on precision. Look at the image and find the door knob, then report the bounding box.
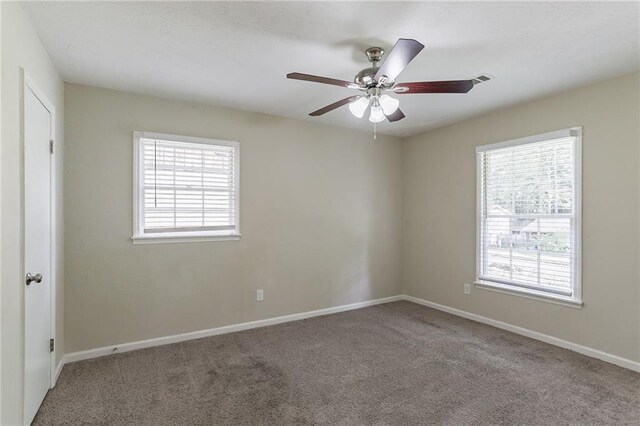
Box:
[26,273,43,286]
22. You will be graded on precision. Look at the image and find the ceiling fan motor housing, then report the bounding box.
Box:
[355,47,394,88]
[354,67,379,86]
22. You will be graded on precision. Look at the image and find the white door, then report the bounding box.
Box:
[24,85,52,425]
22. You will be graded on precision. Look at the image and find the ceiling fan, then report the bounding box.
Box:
[287,38,474,124]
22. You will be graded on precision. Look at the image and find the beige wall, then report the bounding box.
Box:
[65,74,639,364]
[1,3,65,424]
[403,72,640,363]
[64,83,403,353]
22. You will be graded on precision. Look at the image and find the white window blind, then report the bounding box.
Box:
[133,132,239,243]
[476,129,581,303]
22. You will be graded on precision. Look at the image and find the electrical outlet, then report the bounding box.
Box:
[464,283,471,295]
[256,289,264,302]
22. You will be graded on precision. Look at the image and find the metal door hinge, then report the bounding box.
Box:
[50,139,54,154]
[50,338,54,352]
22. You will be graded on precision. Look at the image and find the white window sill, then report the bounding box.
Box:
[474,280,583,309]
[132,233,241,245]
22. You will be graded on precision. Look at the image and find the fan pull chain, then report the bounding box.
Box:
[373,123,377,140]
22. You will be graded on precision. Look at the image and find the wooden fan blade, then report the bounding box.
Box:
[386,109,405,122]
[309,96,362,116]
[374,39,424,83]
[393,80,474,94]
[287,72,354,88]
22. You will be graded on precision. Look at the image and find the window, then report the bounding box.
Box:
[476,128,582,306]
[132,132,240,244]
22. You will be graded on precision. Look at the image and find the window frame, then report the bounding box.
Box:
[475,127,583,308]
[132,131,241,244]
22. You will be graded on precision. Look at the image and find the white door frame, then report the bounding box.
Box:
[21,69,58,395]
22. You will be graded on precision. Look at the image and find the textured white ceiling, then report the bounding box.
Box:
[21,1,640,137]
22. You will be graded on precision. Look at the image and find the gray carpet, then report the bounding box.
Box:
[34,301,639,425]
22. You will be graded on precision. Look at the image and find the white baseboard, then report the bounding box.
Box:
[52,358,65,386]
[62,295,404,364]
[59,293,639,374]
[403,294,640,372]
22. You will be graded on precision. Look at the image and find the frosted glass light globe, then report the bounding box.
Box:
[378,94,399,115]
[349,97,370,118]
[369,105,385,123]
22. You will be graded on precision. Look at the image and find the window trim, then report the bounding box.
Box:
[132,131,241,244]
[475,127,582,307]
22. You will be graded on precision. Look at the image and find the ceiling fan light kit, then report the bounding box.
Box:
[287,38,477,129]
